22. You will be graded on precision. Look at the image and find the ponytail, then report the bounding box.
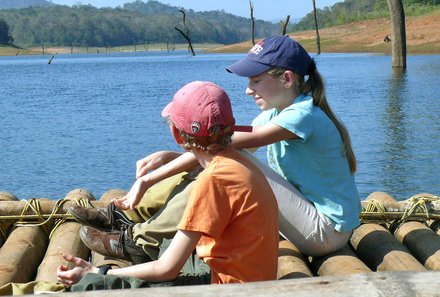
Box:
[301,60,357,174]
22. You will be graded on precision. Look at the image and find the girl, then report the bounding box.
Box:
[226,35,361,255]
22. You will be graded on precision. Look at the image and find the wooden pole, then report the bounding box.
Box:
[249,1,255,46]
[312,0,321,54]
[386,0,407,68]
[281,15,290,35]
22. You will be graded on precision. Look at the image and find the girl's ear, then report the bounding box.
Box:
[170,125,184,144]
[282,70,296,88]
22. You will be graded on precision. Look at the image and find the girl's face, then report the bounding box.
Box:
[246,71,296,111]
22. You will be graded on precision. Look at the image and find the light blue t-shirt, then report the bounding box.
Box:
[252,94,361,232]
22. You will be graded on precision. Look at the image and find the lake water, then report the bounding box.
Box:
[1,51,439,201]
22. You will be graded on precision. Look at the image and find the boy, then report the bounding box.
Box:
[57,81,279,286]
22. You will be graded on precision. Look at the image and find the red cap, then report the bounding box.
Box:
[162,81,252,136]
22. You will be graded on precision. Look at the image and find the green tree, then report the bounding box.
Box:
[0,18,13,44]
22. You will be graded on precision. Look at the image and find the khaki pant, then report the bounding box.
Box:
[130,169,199,260]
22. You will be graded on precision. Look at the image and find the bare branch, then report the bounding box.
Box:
[281,15,290,35]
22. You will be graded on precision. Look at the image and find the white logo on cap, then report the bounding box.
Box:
[249,44,263,55]
[191,121,201,134]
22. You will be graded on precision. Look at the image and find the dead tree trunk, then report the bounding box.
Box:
[387,0,407,68]
[175,10,195,56]
[281,15,290,35]
[312,0,321,54]
[250,1,255,45]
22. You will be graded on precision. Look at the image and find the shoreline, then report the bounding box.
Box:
[0,43,221,57]
[1,11,439,57]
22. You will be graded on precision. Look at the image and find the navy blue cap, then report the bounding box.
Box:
[226,35,312,77]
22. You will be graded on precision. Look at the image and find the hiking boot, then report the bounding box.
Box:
[79,225,151,265]
[69,203,132,232]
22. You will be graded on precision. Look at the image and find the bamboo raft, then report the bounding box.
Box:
[1,189,440,296]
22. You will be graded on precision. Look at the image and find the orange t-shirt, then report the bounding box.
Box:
[178,148,279,284]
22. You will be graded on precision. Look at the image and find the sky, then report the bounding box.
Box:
[51,0,344,21]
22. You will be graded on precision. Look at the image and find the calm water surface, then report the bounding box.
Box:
[1,51,439,200]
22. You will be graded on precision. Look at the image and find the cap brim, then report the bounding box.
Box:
[226,58,271,77]
[161,102,173,118]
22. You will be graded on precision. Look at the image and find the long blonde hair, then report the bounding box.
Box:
[269,62,357,174]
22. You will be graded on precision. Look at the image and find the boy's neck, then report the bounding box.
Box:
[191,149,214,169]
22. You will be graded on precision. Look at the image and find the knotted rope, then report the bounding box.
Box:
[360,194,440,224]
[401,193,439,221]
[3,198,94,239]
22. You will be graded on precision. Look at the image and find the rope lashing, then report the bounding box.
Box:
[48,198,94,239]
[401,193,439,221]
[360,194,440,224]
[0,198,96,239]
[14,198,52,235]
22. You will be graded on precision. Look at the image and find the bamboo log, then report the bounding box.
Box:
[0,225,49,285]
[277,239,313,279]
[35,189,94,282]
[0,192,18,202]
[350,223,426,272]
[361,192,440,221]
[429,220,440,235]
[365,191,399,205]
[0,192,18,249]
[310,244,371,276]
[0,199,107,219]
[394,221,440,270]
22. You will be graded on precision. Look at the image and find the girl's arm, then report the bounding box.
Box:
[233,123,298,150]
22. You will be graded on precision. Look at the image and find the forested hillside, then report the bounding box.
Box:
[0,0,279,47]
[0,0,53,9]
[293,0,440,31]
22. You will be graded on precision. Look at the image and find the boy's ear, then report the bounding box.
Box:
[170,125,184,144]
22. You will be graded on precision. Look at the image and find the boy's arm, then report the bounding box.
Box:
[113,151,199,210]
[57,230,202,285]
[108,230,201,282]
[136,151,184,178]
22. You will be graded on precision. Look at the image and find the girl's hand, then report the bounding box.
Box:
[112,178,150,210]
[56,253,97,286]
[136,151,182,178]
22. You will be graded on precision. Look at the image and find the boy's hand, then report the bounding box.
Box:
[136,151,182,178]
[56,253,97,286]
[112,178,149,210]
